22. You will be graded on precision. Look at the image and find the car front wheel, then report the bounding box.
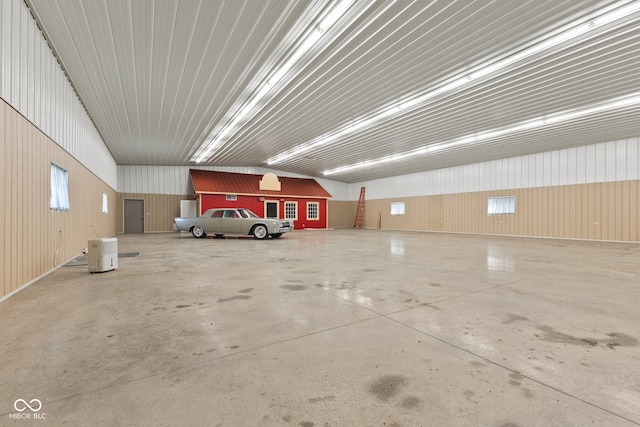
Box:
[253,225,268,240]
[192,226,206,238]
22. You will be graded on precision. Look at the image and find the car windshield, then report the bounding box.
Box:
[238,209,259,218]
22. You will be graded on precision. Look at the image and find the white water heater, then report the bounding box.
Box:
[88,238,118,273]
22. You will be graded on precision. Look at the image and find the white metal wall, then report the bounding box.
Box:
[0,0,117,189]
[353,137,640,200]
[117,165,352,200]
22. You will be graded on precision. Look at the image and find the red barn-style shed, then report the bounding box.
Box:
[190,169,332,230]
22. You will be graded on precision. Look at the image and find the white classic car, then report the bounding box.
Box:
[174,208,293,239]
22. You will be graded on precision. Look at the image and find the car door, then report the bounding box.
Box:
[221,210,243,234]
[207,209,224,233]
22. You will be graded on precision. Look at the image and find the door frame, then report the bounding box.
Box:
[264,200,280,218]
[123,198,145,233]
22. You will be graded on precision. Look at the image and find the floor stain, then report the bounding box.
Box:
[522,388,534,399]
[401,396,421,409]
[308,395,336,404]
[218,295,252,303]
[536,326,638,349]
[503,314,529,325]
[362,268,380,272]
[175,304,191,309]
[509,380,521,386]
[280,284,308,291]
[299,422,314,427]
[470,361,485,368]
[429,282,441,287]
[282,415,292,423]
[369,375,407,402]
[238,288,253,293]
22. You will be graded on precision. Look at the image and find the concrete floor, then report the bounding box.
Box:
[1,230,640,426]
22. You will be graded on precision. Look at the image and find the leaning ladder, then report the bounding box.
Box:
[354,187,365,228]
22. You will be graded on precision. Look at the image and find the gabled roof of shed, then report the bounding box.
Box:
[190,169,332,199]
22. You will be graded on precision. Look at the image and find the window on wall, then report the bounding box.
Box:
[390,202,405,215]
[307,202,319,220]
[50,163,70,211]
[102,192,108,214]
[285,202,297,220]
[226,194,237,201]
[487,196,516,215]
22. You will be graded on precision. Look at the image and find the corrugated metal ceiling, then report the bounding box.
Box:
[25,0,640,183]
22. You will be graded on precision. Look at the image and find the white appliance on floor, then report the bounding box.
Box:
[88,238,118,273]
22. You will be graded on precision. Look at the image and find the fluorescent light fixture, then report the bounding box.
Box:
[192,0,356,163]
[322,92,640,176]
[268,0,640,166]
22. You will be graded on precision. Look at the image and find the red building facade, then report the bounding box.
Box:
[190,170,332,230]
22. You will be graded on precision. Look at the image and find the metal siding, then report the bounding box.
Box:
[1,0,117,189]
[356,137,640,200]
[628,137,639,180]
[616,139,628,181]
[606,140,617,182]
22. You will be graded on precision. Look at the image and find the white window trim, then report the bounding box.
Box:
[285,201,298,221]
[226,194,237,201]
[307,201,320,221]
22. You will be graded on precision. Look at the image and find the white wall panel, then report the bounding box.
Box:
[628,138,639,180]
[595,143,606,182]
[355,136,640,201]
[0,0,117,189]
[615,140,627,181]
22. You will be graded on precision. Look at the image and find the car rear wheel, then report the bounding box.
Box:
[253,224,268,240]
[192,226,206,238]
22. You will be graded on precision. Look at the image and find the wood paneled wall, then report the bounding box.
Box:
[328,200,356,228]
[116,193,193,233]
[360,180,640,242]
[1,99,116,300]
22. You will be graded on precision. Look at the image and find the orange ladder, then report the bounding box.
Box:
[354,187,365,228]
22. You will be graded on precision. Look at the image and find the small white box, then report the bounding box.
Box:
[88,238,118,273]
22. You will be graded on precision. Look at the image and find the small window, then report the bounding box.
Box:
[102,192,108,214]
[226,194,237,201]
[285,202,297,220]
[50,163,70,211]
[488,196,515,215]
[390,202,405,215]
[307,202,319,220]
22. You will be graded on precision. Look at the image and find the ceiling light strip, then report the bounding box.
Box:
[275,31,640,166]
[192,0,357,163]
[198,0,399,161]
[321,93,640,176]
[267,0,640,165]
[228,1,595,160]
